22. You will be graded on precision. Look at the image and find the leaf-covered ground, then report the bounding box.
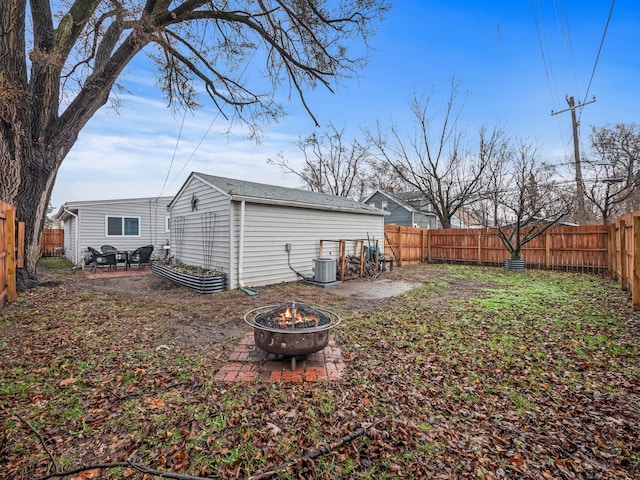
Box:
[1,259,639,479]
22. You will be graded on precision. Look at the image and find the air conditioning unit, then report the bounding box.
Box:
[313,258,336,283]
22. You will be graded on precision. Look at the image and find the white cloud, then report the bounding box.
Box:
[51,96,307,209]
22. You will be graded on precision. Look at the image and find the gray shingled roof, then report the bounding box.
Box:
[195,173,383,215]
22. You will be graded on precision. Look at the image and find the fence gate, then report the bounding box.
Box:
[41,228,64,256]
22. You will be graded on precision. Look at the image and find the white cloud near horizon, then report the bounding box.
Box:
[51,94,309,209]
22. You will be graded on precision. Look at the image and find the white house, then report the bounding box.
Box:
[168,173,386,290]
[54,196,173,266]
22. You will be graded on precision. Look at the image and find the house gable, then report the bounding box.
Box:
[362,190,438,229]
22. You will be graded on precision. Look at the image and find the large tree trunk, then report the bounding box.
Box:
[0,0,139,289]
[0,121,63,289]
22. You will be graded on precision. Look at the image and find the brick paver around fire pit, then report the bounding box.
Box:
[214,332,345,383]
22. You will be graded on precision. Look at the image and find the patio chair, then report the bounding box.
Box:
[87,246,117,272]
[101,245,126,263]
[127,245,154,270]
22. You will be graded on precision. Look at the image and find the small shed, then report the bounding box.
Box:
[54,196,173,267]
[168,173,386,290]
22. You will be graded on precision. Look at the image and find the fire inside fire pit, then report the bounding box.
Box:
[254,302,332,330]
[244,301,341,370]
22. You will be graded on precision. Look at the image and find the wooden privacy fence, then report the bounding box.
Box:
[383,224,610,272]
[1,201,24,308]
[610,211,640,310]
[41,228,64,256]
[384,217,640,310]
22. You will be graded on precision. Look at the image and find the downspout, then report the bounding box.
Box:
[63,208,79,267]
[237,200,258,295]
[238,200,245,288]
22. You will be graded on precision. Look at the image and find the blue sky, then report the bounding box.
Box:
[51,0,638,209]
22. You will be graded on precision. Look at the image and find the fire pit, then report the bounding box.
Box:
[244,301,341,370]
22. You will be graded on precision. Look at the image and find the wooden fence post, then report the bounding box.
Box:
[426,229,432,263]
[397,226,403,267]
[6,208,16,303]
[608,223,616,275]
[620,219,627,291]
[545,230,552,269]
[477,230,482,265]
[17,221,24,268]
[633,217,640,310]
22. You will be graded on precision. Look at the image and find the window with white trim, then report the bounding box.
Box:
[381,201,388,210]
[106,216,140,236]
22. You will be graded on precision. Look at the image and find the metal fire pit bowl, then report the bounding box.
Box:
[244,302,341,370]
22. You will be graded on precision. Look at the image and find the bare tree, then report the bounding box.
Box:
[268,123,372,198]
[367,81,502,228]
[583,124,640,224]
[0,0,389,286]
[362,156,409,195]
[487,141,572,261]
[464,132,512,228]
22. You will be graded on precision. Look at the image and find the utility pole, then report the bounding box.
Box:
[551,95,596,225]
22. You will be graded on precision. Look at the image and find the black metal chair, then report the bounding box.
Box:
[87,246,117,272]
[127,245,154,270]
[101,245,126,264]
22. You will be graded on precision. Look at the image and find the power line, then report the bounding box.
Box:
[159,112,187,197]
[158,19,210,198]
[531,0,571,161]
[556,0,582,101]
[530,0,561,111]
[164,113,221,191]
[162,41,261,193]
[580,0,615,119]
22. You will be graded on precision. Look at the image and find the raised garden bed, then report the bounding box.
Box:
[151,263,225,294]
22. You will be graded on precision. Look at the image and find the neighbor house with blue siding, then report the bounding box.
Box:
[362,190,441,229]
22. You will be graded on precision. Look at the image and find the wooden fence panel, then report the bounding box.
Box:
[383,216,640,309]
[614,213,637,293]
[0,201,24,309]
[0,202,7,308]
[41,228,64,256]
[384,224,610,271]
[5,208,16,303]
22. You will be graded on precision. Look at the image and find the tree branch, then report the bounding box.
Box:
[14,412,60,473]
[34,461,224,480]
[249,417,390,480]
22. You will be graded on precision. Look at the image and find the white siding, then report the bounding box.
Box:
[168,175,384,290]
[168,177,232,277]
[64,198,171,263]
[63,216,79,265]
[233,202,384,289]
